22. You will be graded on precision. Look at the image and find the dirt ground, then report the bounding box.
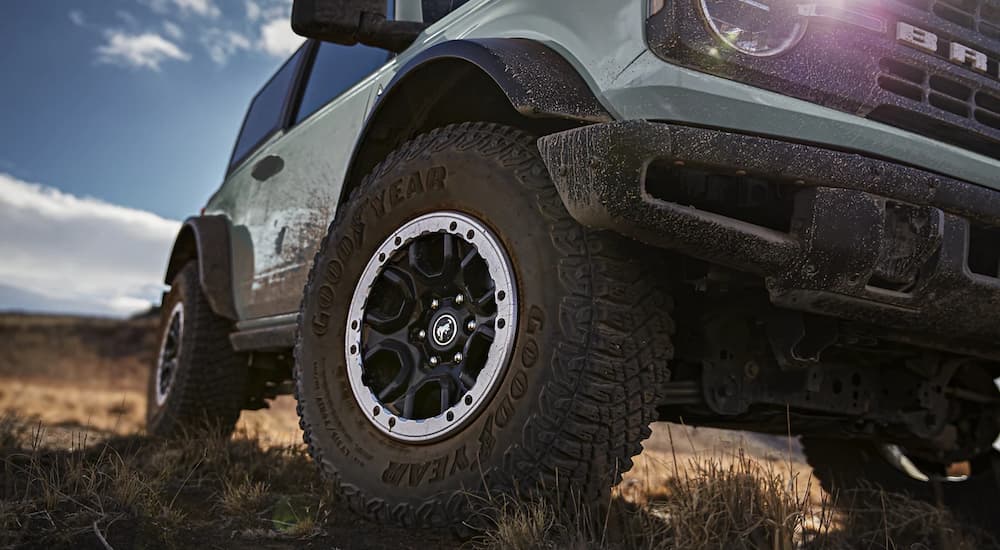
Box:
[1,313,988,549]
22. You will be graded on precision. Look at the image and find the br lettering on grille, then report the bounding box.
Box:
[896,21,999,78]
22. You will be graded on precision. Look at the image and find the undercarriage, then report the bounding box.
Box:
[658,268,1000,469]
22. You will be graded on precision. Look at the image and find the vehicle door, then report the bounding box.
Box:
[246,40,393,318]
[206,46,310,320]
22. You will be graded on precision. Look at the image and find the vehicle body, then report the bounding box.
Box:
[152,0,1000,530]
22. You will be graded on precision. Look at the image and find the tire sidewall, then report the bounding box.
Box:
[297,130,571,513]
[147,267,193,432]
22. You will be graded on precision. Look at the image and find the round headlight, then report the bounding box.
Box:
[697,0,808,57]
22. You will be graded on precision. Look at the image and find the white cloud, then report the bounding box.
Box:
[141,0,220,18]
[259,18,304,57]
[174,0,221,18]
[69,10,86,27]
[0,174,181,317]
[163,21,185,40]
[246,0,262,21]
[97,31,190,71]
[202,28,252,64]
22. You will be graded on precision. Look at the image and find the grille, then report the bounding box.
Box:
[879,57,1000,130]
[646,0,1000,162]
[897,0,1000,40]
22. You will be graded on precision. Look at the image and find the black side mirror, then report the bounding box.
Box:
[291,0,428,52]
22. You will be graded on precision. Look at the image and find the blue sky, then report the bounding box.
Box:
[1,0,303,220]
[0,0,305,316]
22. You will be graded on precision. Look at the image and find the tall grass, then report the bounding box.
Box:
[473,448,997,550]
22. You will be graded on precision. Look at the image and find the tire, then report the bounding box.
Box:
[294,122,675,528]
[803,437,1000,531]
[147,261,248,437]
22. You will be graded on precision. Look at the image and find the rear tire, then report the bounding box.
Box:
[146,261,247,437]
[294,122,675,528]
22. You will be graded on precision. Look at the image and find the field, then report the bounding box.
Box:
[0,313,993,549]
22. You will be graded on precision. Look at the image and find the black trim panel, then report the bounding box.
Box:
[230,323,297,351]
[538,120,1000,347]
[340,37,612,205]
[164,215,237,320]
[381,38,613,123]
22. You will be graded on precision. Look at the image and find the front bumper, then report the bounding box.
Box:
[537,121,1000,346]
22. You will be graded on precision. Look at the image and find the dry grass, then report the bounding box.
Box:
[474,448,998,550]
[218,475,270,520]
[0,313,156,388]
[0,414,325,549]
[2,412,997,550]
[1,313,996,549]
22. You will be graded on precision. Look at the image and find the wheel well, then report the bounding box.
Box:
[164,224,196,285]
[343,58,589,204]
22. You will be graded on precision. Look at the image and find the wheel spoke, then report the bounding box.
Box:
[439,378,454,414]
[459,248,495,311]
[401,390,416,419]
[365,266,417,333]
[458,371,476,392]
[408,233,459,284]
[470,324,496,345]
[377,366,411,403]
[462,324,496,367]
[441,233,458,274]
[459,247,478,272]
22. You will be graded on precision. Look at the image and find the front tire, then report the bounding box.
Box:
[147,261,247,437]
[294,123,675,528]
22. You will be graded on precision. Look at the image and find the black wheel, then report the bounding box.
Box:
[147,261,248,437]
[295,122,675,528]
[803,437,1000,532]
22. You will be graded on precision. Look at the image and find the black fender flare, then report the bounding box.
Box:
[342,38,613,202]
[387,38,613,123]
[164,215,237,320]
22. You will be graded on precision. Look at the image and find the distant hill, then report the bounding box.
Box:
[0,312,157,390]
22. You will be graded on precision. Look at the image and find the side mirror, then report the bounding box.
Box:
[291,0,428,52]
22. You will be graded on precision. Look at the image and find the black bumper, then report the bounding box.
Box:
[537,121,1000,345]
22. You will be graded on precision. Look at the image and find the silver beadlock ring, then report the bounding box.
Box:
[345,211,518,443]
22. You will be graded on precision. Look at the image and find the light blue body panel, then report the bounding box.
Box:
[435,0,999,188]
[206,0,1000,322]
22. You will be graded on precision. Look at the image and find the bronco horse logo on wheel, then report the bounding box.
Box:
[433,314,457,346]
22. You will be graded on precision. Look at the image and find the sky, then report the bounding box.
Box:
[0,0,306,317]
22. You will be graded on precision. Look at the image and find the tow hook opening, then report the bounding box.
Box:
[643,159,799,233]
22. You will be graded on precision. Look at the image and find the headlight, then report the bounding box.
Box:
[697,0,808,56]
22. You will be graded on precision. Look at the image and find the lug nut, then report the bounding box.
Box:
[453,353,464,363]
[466,320,477,332]
[430,356,440,366]
[430,299,440,309]
[418,329,426,340]
[455,294,464,305]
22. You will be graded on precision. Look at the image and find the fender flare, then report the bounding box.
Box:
[342,38,613,201]
[164,215,237,320]
[386,38,613,123]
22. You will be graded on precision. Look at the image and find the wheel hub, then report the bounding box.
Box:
[345,211,518,443]
[430,312,459,348]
